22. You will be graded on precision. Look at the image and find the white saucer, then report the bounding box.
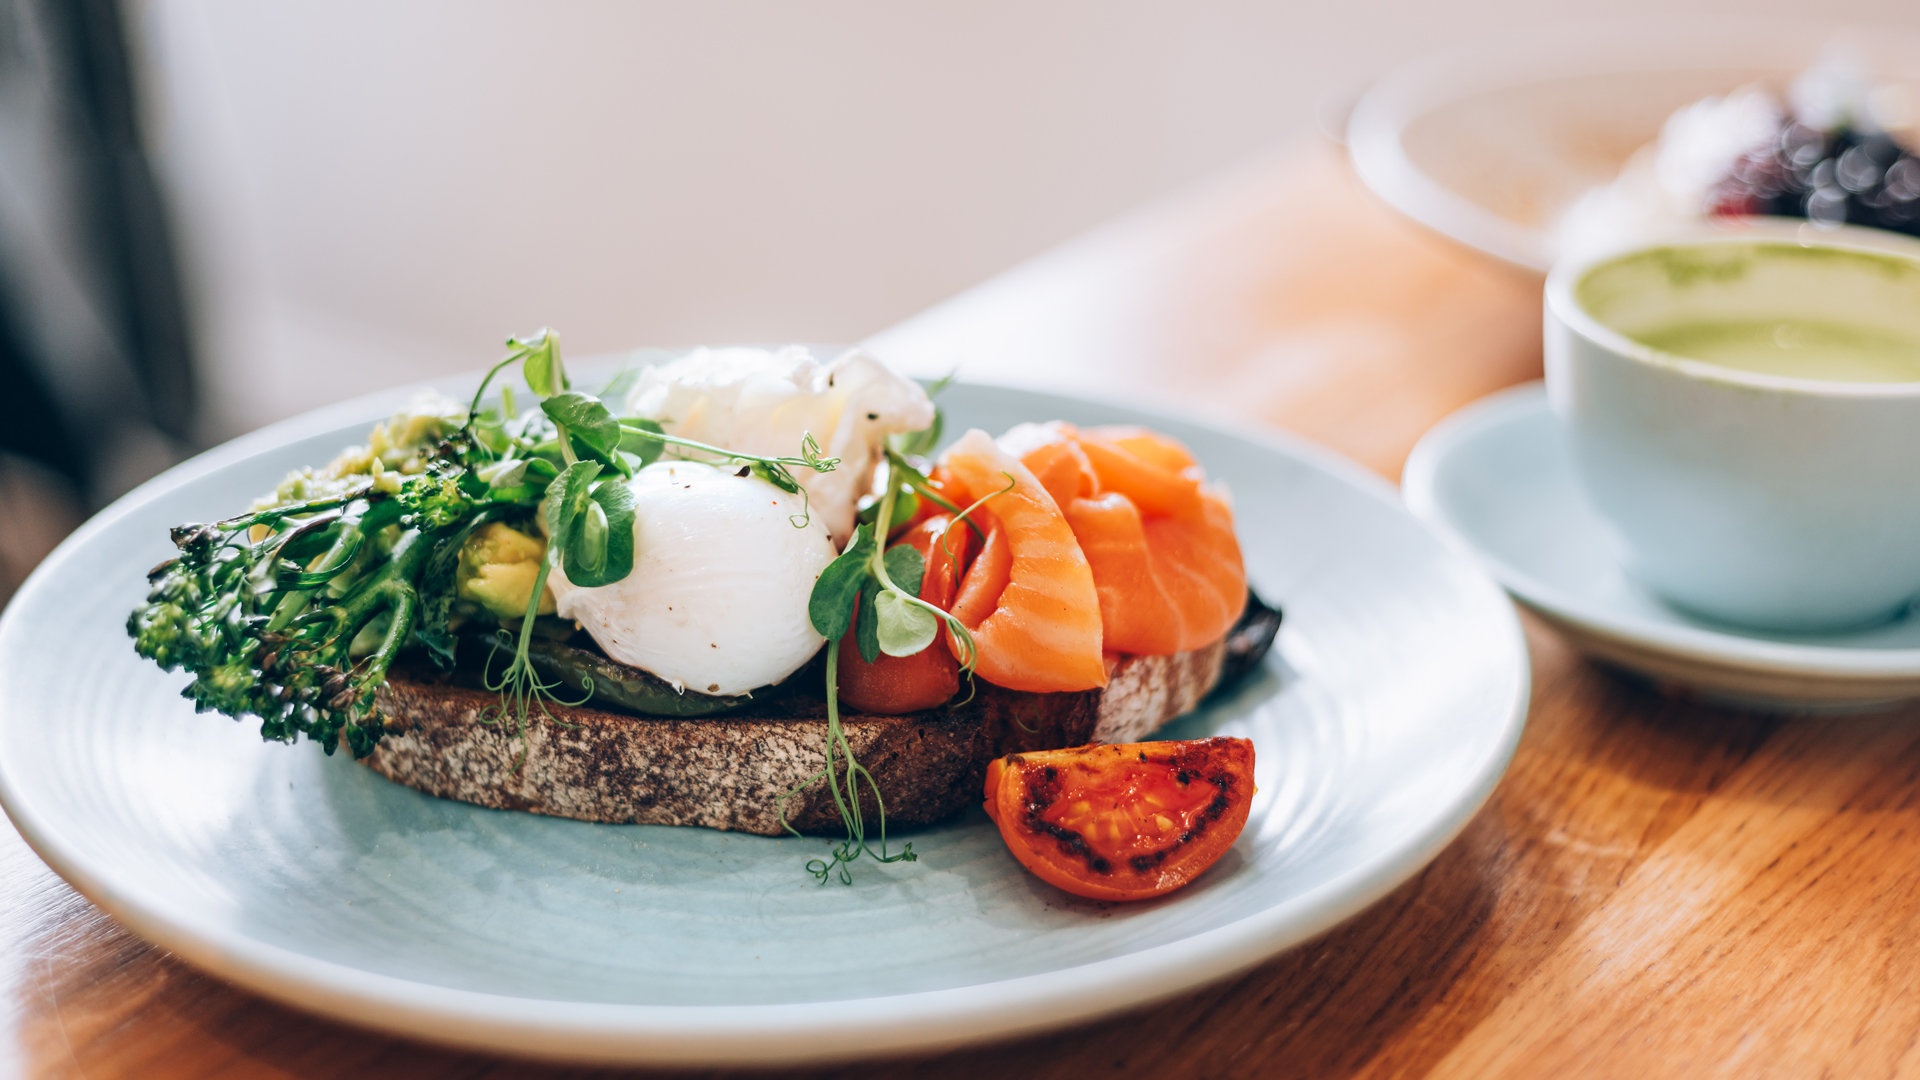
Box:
[1403,383,1920,710]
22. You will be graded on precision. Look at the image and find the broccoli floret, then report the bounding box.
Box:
[125,328,838,770]
[127,475,471,755]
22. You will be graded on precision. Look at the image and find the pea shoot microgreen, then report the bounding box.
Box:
[886,371,954,459]
[131,328,844,781]
[460,332,842,767]
[784,452,1007,884]
[127,327,975,888]
[863,452,983,541]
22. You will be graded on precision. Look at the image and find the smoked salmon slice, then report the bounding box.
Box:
[938,429,1107,693]
[947,520,1010,632]
[1012,424,1245,656]
[1087,425,1200,477]
[1002,423,1098,510]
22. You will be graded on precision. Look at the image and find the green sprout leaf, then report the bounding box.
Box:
[575,502,609,577]
[887,374,953,458]
[477,457,528,489]
[855,577,883,664]
[568,478,635,588]
[617,418,667,469]
[542,392,623,467]
[808,524,874,641]
[515,328,565,397]
[751,460,802,495]
[545,459,601,551]
[874,590,939,658]
[885,452,981,539]
[884,543,924,596]
[853,532,927,664]
[471,415,510,455]
[858,485,920,532]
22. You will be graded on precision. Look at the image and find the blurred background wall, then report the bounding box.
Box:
[131,0,1920,442]
[4,0,1920,604]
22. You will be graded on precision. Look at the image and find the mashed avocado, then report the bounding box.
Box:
[458,522,556,618]
[253,393,468,512]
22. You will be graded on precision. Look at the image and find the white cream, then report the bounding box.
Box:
[1553,86,1781,262]
[1553,55,1907,262]
[546,460,837,696]
[624,346,934,546]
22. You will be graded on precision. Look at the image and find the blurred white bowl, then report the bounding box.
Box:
[1347,19,1920,272]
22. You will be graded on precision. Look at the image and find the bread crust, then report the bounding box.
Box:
[364,640,1226,836]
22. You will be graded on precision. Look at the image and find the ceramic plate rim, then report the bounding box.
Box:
[0,373,1529,1065]
[1403,381,1920,680]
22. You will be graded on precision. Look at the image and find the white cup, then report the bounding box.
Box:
[1545,221,1920,632]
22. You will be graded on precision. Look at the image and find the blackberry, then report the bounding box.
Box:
[1708,121,1920,237]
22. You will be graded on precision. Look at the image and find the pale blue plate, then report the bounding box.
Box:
[0,377,1527,1065]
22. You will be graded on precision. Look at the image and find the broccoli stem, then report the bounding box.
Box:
[352,575,418,737]
[267,521,360,632]
[227,488,370,532]
[320,528,437,657]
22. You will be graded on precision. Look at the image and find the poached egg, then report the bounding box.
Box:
[546,460,838,696]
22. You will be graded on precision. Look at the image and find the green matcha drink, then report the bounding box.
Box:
[1632,319,1920,383]
[1547,224,1920,631]
[1576,240,1920,386]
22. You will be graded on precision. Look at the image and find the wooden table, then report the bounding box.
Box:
[5,139,1908,1078]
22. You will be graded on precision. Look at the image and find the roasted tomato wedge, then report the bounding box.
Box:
[984,737,1255,901]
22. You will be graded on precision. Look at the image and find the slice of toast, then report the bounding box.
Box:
[361,592,1281,836]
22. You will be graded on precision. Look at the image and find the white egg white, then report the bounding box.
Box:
[546,460,837,696]
[624,346,934,546]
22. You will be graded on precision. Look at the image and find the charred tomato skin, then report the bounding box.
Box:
[984,737,1255,902]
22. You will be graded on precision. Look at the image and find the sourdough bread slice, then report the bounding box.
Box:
[362,591,1282,836]
[365,641,1222,836]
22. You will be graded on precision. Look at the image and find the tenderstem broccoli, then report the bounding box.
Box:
[128,328,837,758]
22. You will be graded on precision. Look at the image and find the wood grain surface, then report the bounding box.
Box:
[4,139,1904,1078]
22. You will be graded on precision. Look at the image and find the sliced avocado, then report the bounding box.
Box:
[457,522,555,619]
[462,632,777,717]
